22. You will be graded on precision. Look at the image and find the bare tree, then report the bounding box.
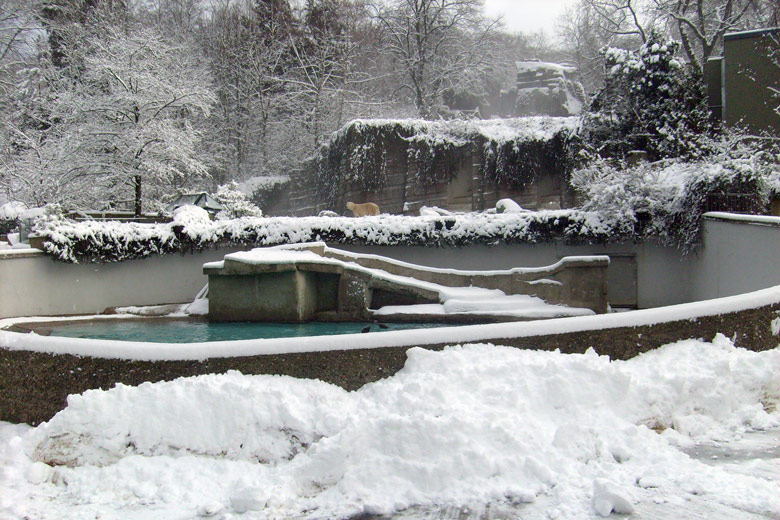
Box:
[652,0,766,75]
[367,0,497,118]
[581,0,655,43]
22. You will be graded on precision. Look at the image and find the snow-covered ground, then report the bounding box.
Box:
[2,335,779,519]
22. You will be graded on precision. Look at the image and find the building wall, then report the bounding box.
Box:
[723,29,780,134]
[705,57,724,122]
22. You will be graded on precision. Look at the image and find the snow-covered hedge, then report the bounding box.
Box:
[585,33,711,161]
[314,117,581,206]
[571,134,779,251]
[35,210,627,263]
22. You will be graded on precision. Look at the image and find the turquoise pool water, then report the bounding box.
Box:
[47,320,449,343]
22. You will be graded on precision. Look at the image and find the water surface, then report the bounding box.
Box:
[48,319,449,343]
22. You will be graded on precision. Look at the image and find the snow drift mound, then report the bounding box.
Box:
[29,373,353,467]
[15,336,780,519]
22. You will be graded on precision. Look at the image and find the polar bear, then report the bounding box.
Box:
[346,201,380,217]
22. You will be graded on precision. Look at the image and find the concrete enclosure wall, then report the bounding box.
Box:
[690,214,780,301]
[0,213,778,318]
[0,248,244,318]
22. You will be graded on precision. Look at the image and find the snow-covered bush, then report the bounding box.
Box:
[214,181,263,219]
[37,210,628,263]
[171,205,212,241]
[584,32,712,161]
[571,133,777,250]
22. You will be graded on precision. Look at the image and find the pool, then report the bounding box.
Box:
[46,319,450,343]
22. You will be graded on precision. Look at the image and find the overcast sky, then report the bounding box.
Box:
[483,0,578,36]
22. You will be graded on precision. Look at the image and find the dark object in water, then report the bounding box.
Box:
[377,323,389,329]
[361,326,371,333]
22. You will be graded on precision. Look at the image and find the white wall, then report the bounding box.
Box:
[0,248,241,318]
[690,214,780,301]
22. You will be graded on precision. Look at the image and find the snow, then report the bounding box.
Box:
[2,336,779,519]
[495,198,525,213]
[0,201,26,220]
[375,292,593,319]
[704,212,780,226]
[222,248,338,266]
[237,175,290,196]
[335,117,580,146]
[515,61,577,75]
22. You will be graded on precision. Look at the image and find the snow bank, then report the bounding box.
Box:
[4,338,780,519]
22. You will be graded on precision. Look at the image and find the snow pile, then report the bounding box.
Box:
[3,337,779,519]
[496,198,526,213]
[0,201,27,221]
[375,287,593,319]
[36,210,627,263]
[237,175,290,196]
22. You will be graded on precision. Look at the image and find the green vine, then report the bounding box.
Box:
[313,120,581,205]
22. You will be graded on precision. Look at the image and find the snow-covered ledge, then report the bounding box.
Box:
[703,212,780,227]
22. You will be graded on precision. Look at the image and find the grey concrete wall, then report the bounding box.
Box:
[690,215,780,302]
[0,248,242,318]
[4,300,778,425]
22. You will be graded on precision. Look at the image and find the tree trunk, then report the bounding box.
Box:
[134,175,142,217]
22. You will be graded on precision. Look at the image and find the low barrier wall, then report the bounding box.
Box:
[0,248,243,318]
[2,293,778,425]
[0,241,673,317]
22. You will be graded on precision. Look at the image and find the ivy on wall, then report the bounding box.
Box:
[312,118,581,205]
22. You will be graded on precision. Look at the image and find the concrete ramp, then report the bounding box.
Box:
[203,243,609,322]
